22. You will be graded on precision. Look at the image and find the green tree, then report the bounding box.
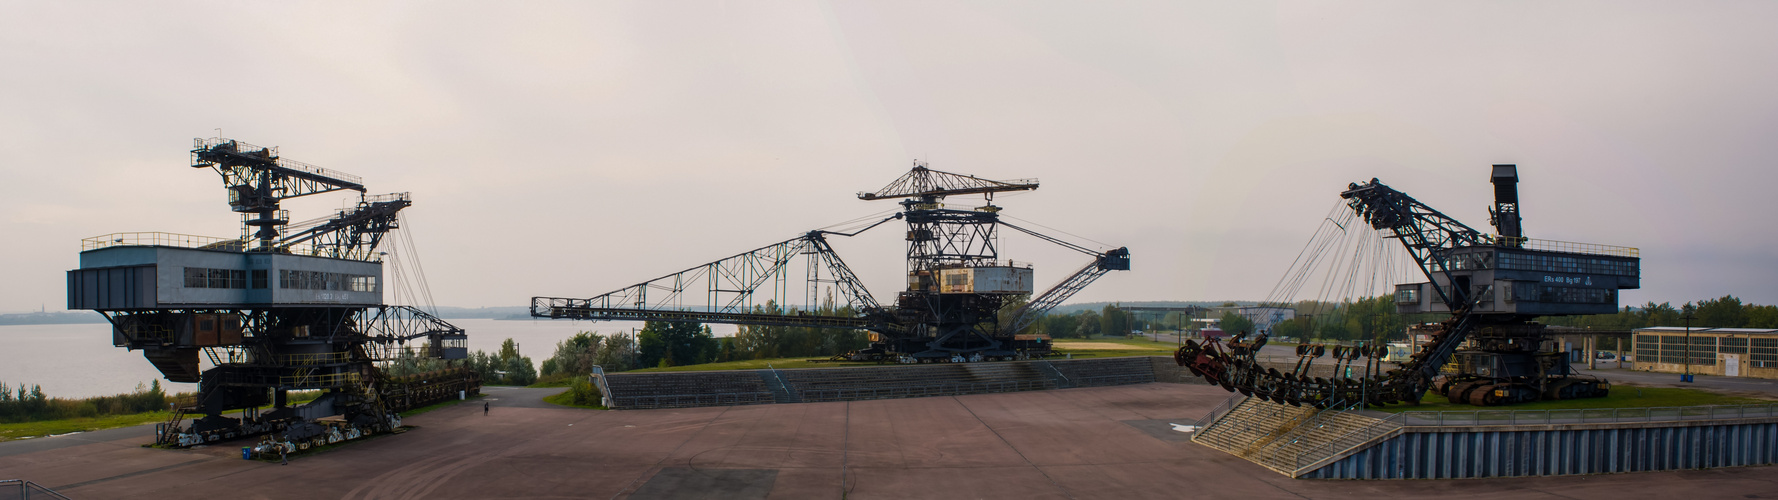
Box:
[1100,304,1131,337]
[1075,310,1102,338]
[1218,311,1255,338]
[1040,313,1082,339]
[595,333,637,371]
[469,338,536,385]
[637,321,719,367]
[1746,304,1778,329]
[1695,295,1746,328]
[1643,302,1681,326]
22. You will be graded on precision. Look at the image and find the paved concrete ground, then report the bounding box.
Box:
[3,383,1776,499]
[1578,367,1778,398]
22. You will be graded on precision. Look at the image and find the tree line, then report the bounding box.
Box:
[1538,295,1778,330]
[0,380,174,423]
[383,338,539,386]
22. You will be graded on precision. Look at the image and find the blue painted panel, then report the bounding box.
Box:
[1305,422,1778,479]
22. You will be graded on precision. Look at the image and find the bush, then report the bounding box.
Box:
[0,380,175,423]
[568,378,601,406]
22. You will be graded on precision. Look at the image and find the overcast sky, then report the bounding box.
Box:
[3,1,1775,314]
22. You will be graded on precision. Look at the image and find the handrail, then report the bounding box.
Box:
[1488,235,1639,258]
[83,232,244,251]
[1292,411,1408,473]
[1077,373,1152,386]
[82,231,331,258]
[1194,393,1250,428]
[1398,402,1778,426]
[589,366,615,407]
[1248,400,1356,460]
[798,379,1052,402]
[0,479,73,500]
[612,392,773,409]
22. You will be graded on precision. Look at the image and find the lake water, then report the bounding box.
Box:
[0,318,729,399]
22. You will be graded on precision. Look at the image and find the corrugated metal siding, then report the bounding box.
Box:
[1304,422,1778,479]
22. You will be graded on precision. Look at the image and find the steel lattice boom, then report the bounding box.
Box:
[1175,165,1639,407]
[857,163,1038,201]
[534,162,1130,362]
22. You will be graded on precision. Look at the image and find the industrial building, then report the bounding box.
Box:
[1633,326,1778,378]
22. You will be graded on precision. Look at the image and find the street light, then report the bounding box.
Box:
[1681,306,1697,383]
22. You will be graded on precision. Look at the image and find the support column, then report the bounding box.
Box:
[1587,336,1597,370]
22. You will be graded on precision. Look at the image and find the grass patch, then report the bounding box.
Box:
[529,373,579,388]
[1372,386,1774,413]
[0,411,171,442]
[400,394,482,417]
[541,389,607,410]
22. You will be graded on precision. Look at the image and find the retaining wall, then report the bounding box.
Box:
[1303,419,1778,479]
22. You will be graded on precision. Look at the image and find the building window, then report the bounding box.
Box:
[252,270,268,289]
[185,267,248,289]
[1395,287,1419,305]
[277,270,377,292]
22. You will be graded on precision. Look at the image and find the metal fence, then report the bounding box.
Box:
[612,392,774,409]
[799,380,1053,402]
[1193,393,1250,429]
[1288,411,1408,473]
[1285,402,1778,476]
[0,480,71,500]
[1076,373,1154,387]
[1398,403,1778,426]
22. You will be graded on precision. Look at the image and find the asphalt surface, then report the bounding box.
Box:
[5,383,1778,499]
[1576,367,1778,397]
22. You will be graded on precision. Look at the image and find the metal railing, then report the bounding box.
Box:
[612,392,773,409]
[1194,393,1250,428]
[1290,411,1409,473]
[1077,373,1154,387]
[1489,235,1639,258]
[1255,401,1361,466]
[279,352,354,365]
[81,231,324,256]
[193,137,364,186]
[798,379,1052,402]
[1283,403,1778,476]
[280,372,360,388]
[1399,403,1778,426]
[0,479,72,500]
[83,232,243,251]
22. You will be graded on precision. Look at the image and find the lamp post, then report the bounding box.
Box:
[1682,306,1697,383]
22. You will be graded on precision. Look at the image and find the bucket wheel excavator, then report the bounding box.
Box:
[1176,165,1640,406]
[68,138,478,447]
[532,162,1130,361]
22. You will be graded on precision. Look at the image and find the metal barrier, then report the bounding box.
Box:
[1254,401,1361,466]
[1286,403,1778,476]
[798,379,1053,402]
[1194,393,1250,428]
[1490,235,1639,258]
[83,231,242,251]
[1076,373,1153,387]
[1290,411,1409,473]
[0,479,72,500]
[1398,402,1778,426]
[612,392,774,409]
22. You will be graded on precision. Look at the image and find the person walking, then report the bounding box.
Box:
[280,443,288,465]
[484,401,489,416]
